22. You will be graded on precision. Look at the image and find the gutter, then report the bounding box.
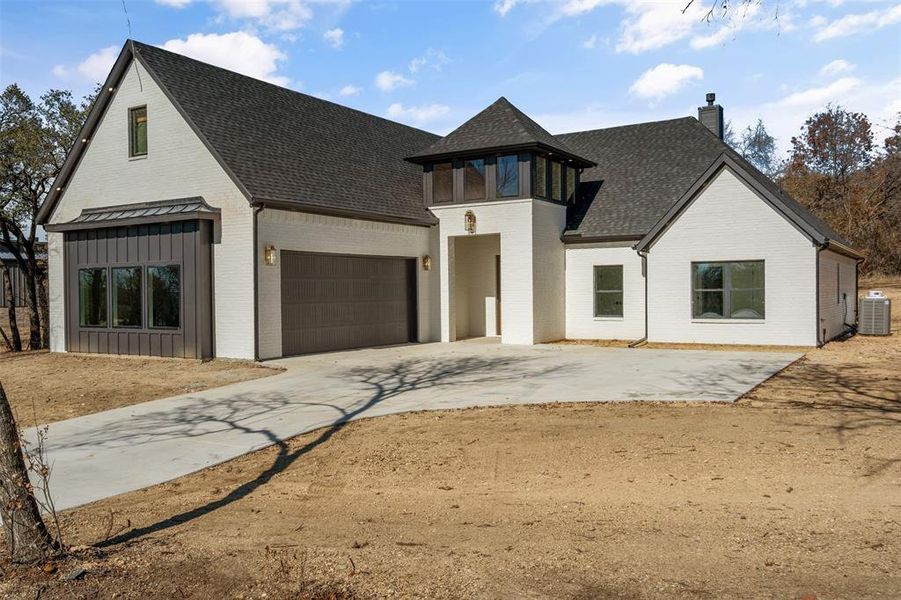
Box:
[253,204,263,361]
[628,249,649,348]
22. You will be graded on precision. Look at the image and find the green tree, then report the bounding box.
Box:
[739,119,777,178]
[0,84,95,349]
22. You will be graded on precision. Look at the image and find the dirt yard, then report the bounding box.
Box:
[0,352,280,425]
[1,281,899,599]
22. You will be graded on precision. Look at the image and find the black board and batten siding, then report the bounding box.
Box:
[64,220,213,359]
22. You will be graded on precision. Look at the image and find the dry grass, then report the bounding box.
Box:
[0,351,281,426]
[1,280,898,599]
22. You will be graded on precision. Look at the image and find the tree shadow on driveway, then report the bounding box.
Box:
[98,354,570,547]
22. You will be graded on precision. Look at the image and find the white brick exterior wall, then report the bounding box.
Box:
[818,248,858,342]
[45,58,255,358]
[646,167,819,346]
[531,200,567,342]
[434,198,565,345]
[565,243,645,341]
[256,209,438,359]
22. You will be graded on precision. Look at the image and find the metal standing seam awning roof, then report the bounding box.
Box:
[44,197,221,232]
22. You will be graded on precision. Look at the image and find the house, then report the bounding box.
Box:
[37,40,863,360]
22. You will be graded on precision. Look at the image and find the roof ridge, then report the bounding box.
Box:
[130,40,440,140]
[558,116,698,137]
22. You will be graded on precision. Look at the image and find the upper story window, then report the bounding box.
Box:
[464,158,486,201]
[551,160,562,201]
[129,106,148,157]
[496,155,519,197]
[565,166,576,203]
[533,154,547,199]
[433,162,453,203]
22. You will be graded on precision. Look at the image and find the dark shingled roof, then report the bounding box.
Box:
[558,116,851,247]
[132,41,439,225]
[408,97,593,166]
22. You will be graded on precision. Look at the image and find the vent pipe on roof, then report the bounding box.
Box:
[698,92,724,140]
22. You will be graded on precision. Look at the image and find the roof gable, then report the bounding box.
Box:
[39,40,440,226]
[407,97,593,166]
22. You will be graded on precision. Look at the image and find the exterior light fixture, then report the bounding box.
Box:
[264,244,277,266]
[422,255,432,271]
[464,210,476,235]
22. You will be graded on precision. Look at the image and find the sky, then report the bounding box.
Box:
[1,0,899,158]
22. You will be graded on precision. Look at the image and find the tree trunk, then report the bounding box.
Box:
[0,383,57,563]
[23,248,42,350]
[0,264,22,353]
[37,262,49,350]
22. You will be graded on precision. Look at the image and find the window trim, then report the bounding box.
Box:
[146,263,182,330]
[691,260,765,321]
[593,264,624,319]
[128,105,148,158]
[111,266,144,329]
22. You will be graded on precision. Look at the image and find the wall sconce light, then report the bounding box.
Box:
[264,244,277,266]
[464,210,476,235]
[422,255,432,271]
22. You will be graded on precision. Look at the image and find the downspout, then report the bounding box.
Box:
[815,244,822,347]
[252,204,263,361]
[629,249,649,348]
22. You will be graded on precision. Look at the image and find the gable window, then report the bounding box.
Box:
[433,162,453,203]
[594,265,624,318]
[692,261,765,319]
[112,267,142,328]
[464,158,486,201]
[129,106,148,157]
[496,154,519,197]
[533,155,547,199]
[79,268,108,327]
[148,265,181,328]
[551,160,562,201]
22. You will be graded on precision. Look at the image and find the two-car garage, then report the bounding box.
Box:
[279,251,418,356]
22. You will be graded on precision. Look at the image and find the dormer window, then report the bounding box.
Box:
[129,106,148,157]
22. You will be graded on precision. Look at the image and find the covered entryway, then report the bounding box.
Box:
[280,251,417,356]
[452,234,501,340]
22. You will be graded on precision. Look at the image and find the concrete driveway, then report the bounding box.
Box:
[30,341,800,511]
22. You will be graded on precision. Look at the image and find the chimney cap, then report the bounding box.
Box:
[706,92,716,106]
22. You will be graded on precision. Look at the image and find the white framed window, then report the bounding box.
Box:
[594,265,623,318]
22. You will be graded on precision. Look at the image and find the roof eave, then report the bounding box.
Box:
[406,142,595,168]
[252,197,437,228]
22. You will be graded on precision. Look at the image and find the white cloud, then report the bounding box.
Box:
[629,63,704,101]
[493,0,519,17]
[386,102,450,126]
[375,70,413,92]
[214,0,313,31]
[581,35,598,49]
[777,77,861,108]
[161,32,290,86]
[155,0,192,7]
[819,59,855,77]
[51,45,118,83]
[408,48,450,73]
[339,84,361,97]
[814,4,901,41]
[323,27,344,49]
[616,2,707,54]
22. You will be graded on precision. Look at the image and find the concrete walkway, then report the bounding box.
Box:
[28,341,800,511]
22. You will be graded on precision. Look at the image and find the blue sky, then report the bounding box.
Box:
[2,0,899,156]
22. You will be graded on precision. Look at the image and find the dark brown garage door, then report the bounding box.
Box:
[280,251,417,356]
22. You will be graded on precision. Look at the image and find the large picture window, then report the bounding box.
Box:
[432,162,453,203]
[692,261,765,319]
[148,265,181,328]
[496,154,519,197]
[463,158,486,201]
[129,106,148,157]
[594,265,624,318]
[79,268,107,327]
[112,267,142,328]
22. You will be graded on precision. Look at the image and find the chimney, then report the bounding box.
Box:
[698,92,724,139]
